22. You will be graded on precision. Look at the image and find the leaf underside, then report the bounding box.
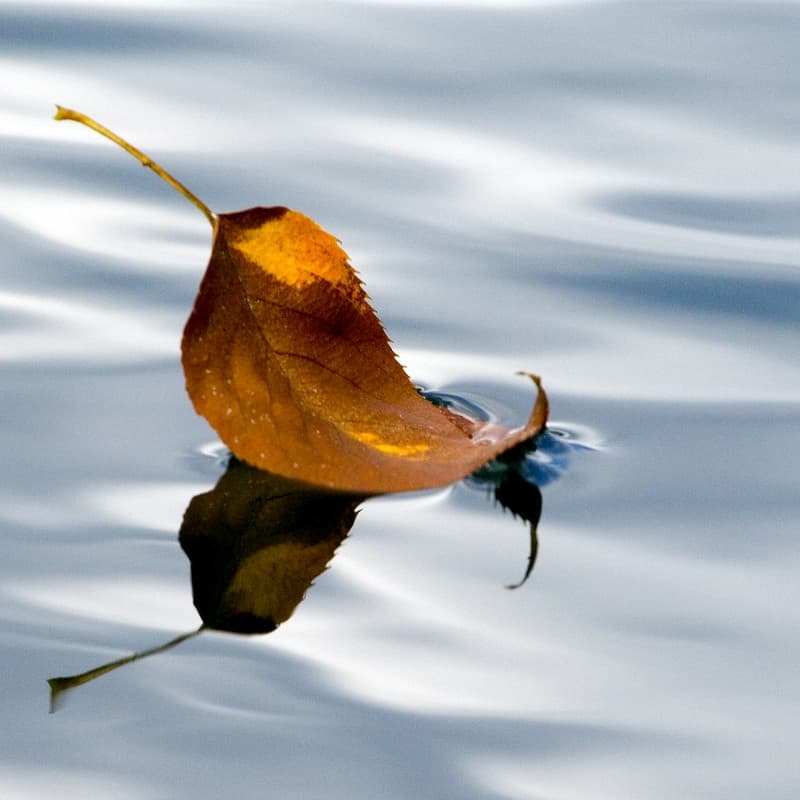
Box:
[182,207,547,494]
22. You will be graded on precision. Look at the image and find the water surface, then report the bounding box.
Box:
[1,2,799,798]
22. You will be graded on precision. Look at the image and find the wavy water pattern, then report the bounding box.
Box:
[1,3,799,800]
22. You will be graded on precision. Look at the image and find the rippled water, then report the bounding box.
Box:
[2,2,799,798]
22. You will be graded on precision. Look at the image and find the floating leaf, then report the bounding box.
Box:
[182,207,548,492]
[55,107,548,493]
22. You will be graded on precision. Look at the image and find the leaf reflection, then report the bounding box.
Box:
[48,452,543,711]
[179,457,366,633]
[48,628,203,713]
[494,470,543,589]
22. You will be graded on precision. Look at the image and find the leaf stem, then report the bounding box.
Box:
[54,105,216,227]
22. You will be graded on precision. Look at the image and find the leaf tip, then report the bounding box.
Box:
[515,371,541,389]
[515,371,548,432]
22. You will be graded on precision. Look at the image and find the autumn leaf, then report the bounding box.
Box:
[55,107,548,493]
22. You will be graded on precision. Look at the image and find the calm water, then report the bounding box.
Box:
[2,2,799,798]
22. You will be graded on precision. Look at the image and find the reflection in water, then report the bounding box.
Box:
[180,458,366,634]
[469,443,545,590]
[48,628,203,714]
[48,448,544,711]
[494,470,543,590]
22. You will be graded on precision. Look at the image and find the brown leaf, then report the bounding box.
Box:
[55,107,548,494]
[182,207,547,492]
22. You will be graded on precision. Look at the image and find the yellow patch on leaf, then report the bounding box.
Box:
[229,209,354,289]
[348,430,432,457]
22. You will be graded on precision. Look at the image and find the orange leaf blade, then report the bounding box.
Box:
[182,207,547,493]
